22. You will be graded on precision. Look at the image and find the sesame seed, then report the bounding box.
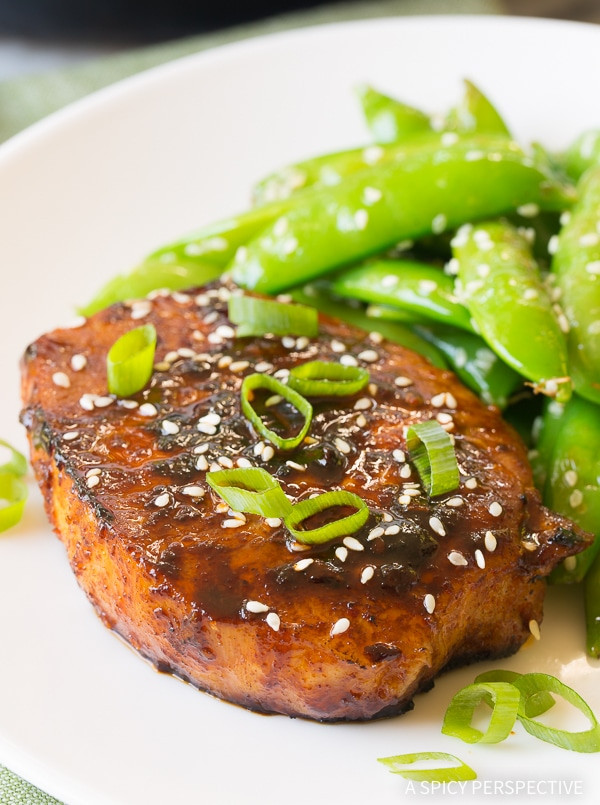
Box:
[394,376,413,388]
[262,445,275,462]
[340,354,358,367]
[70,354,87,372]
[356,414,367,428]
[361,566,375,584]
[354,209,369,230]
[448,550,468,567]
[445,393,457,409]
[195,455,209,471]
[585,260,600,275]
[382,513,393,522]
[446,497,464,507]
[569,489,584,508]
[85,468,101,478]
[330,618,350,636]
[177,347,195,358]
[368,331,384,345]
[63,431,79,441]
[335,546,348,562]
[230,360,250,373]
[523,288,539,301]
[475,549,486,569]
[131,301,152,320]
[254,361,274,373]
[295,336,309,350]
[52,372,70,389]
[381,274,399,289]
[548,235,559,255]
[436,412,453,425]
[564,469,578,487]
[246,600,269,614]
[266,517,282,528]
[363,145,383,164]
[266,612,281,631]
[368,383,378,396]
[399,464,412,479]
[424,594,436,614]
[489,502,503,517]
[222,519,245,528]
[465,477,478,489]
[217,456,234,469]
[529,619,541,641]
[558,313,570,334]
[236,457,252,468]
[362,186,382,205]
[392,449,406,463]
[564,556,577,572]
[154,493,170,508]
[254,441,265,457]
[86,475,100,489]
[334,437,351,455]
[209,462,220,473]
[343,536,364,552]
[330,340,346,353]
[161,419,180,436]
[358,349,378,363]
[282,336,295,349]
[294,558,314,571]
[367,526,384,541]
[429,516,446,537]
[432,213,447,234]
[384,525,400,536]
[283,236,299,255]
[517,203,540,218]
[178,486,203,499]
[200,412,221,426]
[580,233,599,247]
[216,325,236,339]
[354,397,371,411]
[431,393,446,408]
[484,531,497,552]
[215,502,229,513]
[197,424,217,436]
[139,403,158,417]
[265,395,283,408]
[286,460,305,472]
[398,495,411,505]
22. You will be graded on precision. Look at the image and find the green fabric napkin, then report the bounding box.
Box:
[0,0,501,802]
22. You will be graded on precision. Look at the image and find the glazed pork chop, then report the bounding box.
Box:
[20,281,588,721]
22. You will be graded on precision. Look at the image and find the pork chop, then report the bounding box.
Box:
[20,281,588,721]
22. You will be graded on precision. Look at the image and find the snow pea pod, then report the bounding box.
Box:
[290,285,446,369]
[530,399,565,492]
[81,258,222,316]
[413,324,522,408]
[551,166,600,404]
[584,549,600,658]
[232,138,575,296]
[357,84,432,144]
[331,259,473,331]
[564,129,600,182]
[445,79,511,137]
[545,394,600,585]
[453,220,571,402]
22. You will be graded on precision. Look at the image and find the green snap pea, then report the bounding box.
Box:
[584,550,600,659]
[356,84,432,144]
[290,284,447,369]
[414,324,522,409]
[453,220,571,402]
[546,394,600,585]
[551,166,600,404]
[445,79,511,138]
[331,259,473,331]
[81,259,222,316]
[564,129,600,182]
[529,398,565,492]
[232,138,575,295]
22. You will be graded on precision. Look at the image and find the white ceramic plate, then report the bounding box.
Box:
[0,15,599,805]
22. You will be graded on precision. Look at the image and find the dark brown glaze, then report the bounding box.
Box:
[20,281,590,721]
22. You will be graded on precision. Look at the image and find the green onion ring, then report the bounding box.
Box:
[228,294,318,338]
[377,752,477,782]
[107,324,157,398]
[474,669,555,718]
[288,360,369,397]
[206,467,292,518]
[512,673,600,753]
[406,419,460,497]
[0,438,27,478]
[284,490,368,544]
[241,373,313,451]
[0,473,28,534]
[442,682,521,744]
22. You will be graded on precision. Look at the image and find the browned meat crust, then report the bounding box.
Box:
[20,281,589,721]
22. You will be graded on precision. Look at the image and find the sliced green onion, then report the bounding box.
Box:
[241,373,313,451]
[512,673,600,753]
[107,324,157,398]
[377,752,477,782]
[406,419,460,497]
[228,295,318,338]
[441,682,521,744]
[284,490,368,544]
[288,361,369,397]
[206,467,292,518]
[0,438,27,478]
[474,669,555,718]
[0,473,28,533]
